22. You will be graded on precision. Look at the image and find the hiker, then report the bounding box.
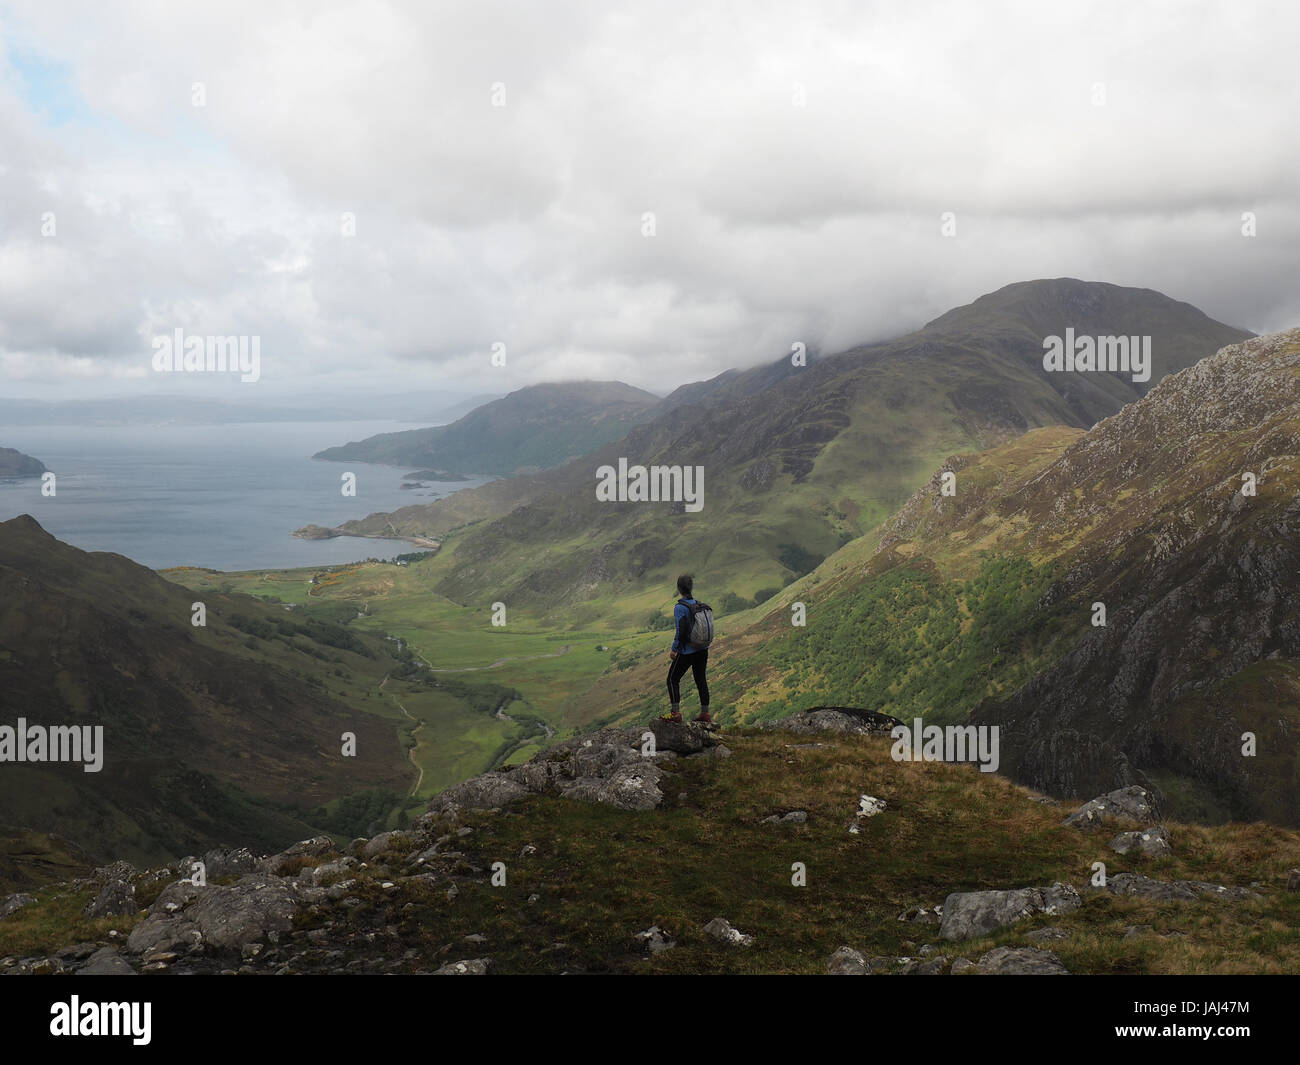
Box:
[662,573,714,724]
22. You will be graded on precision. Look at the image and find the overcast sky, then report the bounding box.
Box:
[1,0,1296,402]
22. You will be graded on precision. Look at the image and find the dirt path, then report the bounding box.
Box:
[426,644,574,673]
[380,672,425,796]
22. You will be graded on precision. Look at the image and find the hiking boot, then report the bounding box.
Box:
[692,711,713,725]
[660,710,683,723]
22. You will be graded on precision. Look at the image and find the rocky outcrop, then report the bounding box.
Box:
[126,873,303,956]
[1063,786,1156,830]
[430,722,721,815]
[774,706,904,736]
[84,879,139,918]
[939,882,1082,940]
[1092,873,1260,902]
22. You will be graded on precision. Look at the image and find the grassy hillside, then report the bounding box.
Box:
[0,516,518,869]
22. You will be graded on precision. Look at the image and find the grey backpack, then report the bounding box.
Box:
[682,600,715,648]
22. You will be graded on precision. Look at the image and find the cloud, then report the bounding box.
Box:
[0,0,1296,400]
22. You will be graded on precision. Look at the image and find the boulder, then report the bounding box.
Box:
[201,847,259,879]
[650,719,718,755]
[184,873,299,951]
[126,914,201,956]
[262,836,337,875]
[84,879,139,918]
[827,946,869,974]
[1109,826,1172,857]
[432,774,530,811]
[1063,786,1155,830]
[702,917,753,947]
[77,946,137,975]
[557,762,663,811]
[940,882,1082,940]
[975,947,1070,975]
[363,831,415,859]
[127,873,299,955]
[0,893,37,920]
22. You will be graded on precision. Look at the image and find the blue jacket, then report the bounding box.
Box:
[672,598,699,654]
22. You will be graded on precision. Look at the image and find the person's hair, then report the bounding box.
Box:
[676,573,693,597]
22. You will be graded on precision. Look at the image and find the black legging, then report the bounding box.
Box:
[667,649,709,706]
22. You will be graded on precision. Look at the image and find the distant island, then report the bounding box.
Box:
[403,469,470,482]
[0,446,47,478]
[293,523,440,550]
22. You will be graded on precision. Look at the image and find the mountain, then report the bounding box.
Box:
[303,280,1251,623]
[678,328,1300,826]
[0,515,418,865]
[0,448,46,478]
[312,381,661,474]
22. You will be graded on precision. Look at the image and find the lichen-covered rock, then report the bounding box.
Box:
[262,836,337,875]
[1109,826,1172,857]
[84,879,139,918]
[1063,787,1156,830]
[432,774,531,811]
[940,882,1081,940]
[702,917,753,946]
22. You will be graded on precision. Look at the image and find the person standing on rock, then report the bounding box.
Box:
[662,573,714,724]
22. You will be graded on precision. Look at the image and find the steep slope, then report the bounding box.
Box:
[701,329,1300,825]
[0,515,415,864]
[306,280,1250,623]
[313,380,660,475]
